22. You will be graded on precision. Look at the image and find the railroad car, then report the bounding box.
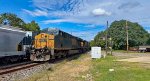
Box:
[0,25,32,63]
[138,46,150,52]
[30,28,90,61]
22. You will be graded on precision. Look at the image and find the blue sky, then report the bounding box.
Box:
[0,0,150,41]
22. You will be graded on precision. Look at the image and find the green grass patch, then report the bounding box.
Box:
[91,56,150,81]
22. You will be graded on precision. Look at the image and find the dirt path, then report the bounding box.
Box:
[113,51,150,64]
[113,52,150,58]
[117,57,150,63]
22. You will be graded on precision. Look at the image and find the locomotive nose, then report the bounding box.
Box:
[34,33,54,49]
[30,33,54,61]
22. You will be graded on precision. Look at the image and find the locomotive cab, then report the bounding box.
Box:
[30,33,54,61]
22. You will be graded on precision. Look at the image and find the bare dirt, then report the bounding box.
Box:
[24,53,93,81]
[117,57,150,63]
[113,52,150,64]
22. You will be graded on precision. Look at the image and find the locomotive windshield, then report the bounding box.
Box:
[42,28,59,35]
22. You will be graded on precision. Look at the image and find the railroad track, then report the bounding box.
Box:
[0,62,42,75]
[0,61,32,69]
[0,52,87,76]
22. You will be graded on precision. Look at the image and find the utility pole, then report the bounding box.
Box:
[105,21,108,55]
[126,20,129,53]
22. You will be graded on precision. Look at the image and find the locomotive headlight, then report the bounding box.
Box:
[32,45,35,48]
[31,50,35,54]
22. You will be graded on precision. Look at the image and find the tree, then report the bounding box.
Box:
[0,15,3,24]
[90,31,106,49]
[90,40,95,47]
[146,38,150,45]
[92,20,150,50]
[25,21,40,31]
[0,13,25,28]
[0,13,40,31]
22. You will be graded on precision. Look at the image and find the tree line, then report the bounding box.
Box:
[90,20,150,50]
[0,13,40,31]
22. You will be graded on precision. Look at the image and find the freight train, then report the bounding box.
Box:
[0,25,32,63]
[30,28,90,61]
[0,25,90,63]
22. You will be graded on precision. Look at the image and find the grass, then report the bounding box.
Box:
[91,56,150,81]
[22,53,150,81]
[22,53,91,81]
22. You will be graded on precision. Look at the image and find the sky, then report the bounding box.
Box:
[0,0,150,41]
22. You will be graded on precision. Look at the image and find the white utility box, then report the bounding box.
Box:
[91,47,101,59]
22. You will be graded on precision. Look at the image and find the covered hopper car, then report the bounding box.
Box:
[0,25,32,63]
[30,28,90,61]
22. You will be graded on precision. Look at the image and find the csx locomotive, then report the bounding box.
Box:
[30,28,90,61]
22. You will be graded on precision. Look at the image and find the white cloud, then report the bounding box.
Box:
[24,0,113,25]
[92,8,111,16]
[72,31,98,41]
[118,1,141,10]
[42,19,74,24]
[21,0,150,41]
[84,24,97,28]
[22,9,48,16]
[32,0,84,13]
[27,0,150,27]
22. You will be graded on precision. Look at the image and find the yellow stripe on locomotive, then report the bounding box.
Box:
[34,33,54,49]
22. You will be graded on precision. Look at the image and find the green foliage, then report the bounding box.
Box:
[0,13,25,28]
[94,31,106,48]
[25,21,40,31]
[91,20,150,50]
[146,39,150,45]
[0,13,40,31]
[90,31,106,48]
[90,40,95,47]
